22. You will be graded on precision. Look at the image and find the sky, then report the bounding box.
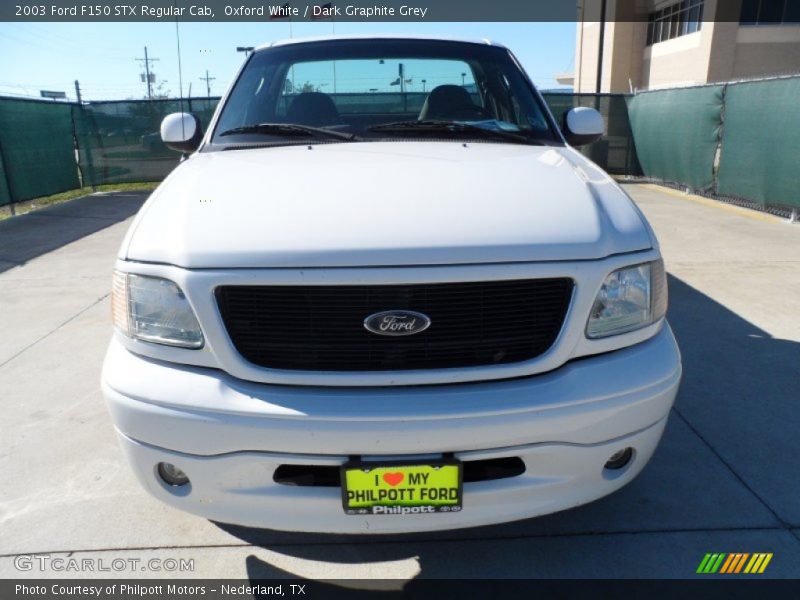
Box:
[0,21,576,101]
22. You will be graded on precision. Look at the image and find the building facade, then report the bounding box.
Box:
[574,0,800,92]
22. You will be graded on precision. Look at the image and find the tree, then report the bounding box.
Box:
[296,81,321,93]
[150,81,171,99]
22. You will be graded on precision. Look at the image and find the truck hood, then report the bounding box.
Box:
[123,142,652,268]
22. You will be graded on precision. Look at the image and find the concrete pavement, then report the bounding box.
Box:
[0,185,798,579]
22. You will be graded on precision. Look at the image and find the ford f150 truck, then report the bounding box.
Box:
[102,35,681,533]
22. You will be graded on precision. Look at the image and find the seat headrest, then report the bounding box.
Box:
[419,85,476,120]
[287,92,341,126]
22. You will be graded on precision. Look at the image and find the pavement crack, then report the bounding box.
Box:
[672,406,793,533]
[0,294,109,370]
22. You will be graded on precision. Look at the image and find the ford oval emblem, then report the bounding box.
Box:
[363,310,431,336]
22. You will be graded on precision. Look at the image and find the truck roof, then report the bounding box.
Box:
[255,34,506,52]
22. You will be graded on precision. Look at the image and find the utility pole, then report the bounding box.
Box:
[73,79,84,189]
[200,70,215,98]
[399,63,406,113]
[72,79,95,191]
[596,0,608,94]
[135,46,159,99]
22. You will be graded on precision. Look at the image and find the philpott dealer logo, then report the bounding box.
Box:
[696,552,773,574]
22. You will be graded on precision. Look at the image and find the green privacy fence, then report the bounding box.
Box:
[2,80,798,210]
[0,142,12,206]
[626,75,800,210]
[0,92,638,207]
[716,77,800,209]
[626,85,724,190]
[0,96,218,206]
[0,97,81,206]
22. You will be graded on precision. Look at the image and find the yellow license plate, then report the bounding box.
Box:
[341,461,463,515]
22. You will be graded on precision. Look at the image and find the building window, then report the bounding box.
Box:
[740,0,800,24]
[646,0,704,46]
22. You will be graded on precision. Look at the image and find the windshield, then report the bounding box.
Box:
[209,39,559,148]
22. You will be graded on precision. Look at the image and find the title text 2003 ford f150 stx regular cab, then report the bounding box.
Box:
[102,36,681,533]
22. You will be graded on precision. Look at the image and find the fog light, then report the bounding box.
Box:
[157,462,189,486]
[604,447,634,470]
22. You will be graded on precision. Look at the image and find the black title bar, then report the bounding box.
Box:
[4,579,800,599]
[3,0,748,23]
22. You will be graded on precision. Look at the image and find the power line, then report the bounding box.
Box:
[12,23,131,59]
[135,46,159,99]
[199,70,215,98]
[0,90,42,99]
[0,27,130,62]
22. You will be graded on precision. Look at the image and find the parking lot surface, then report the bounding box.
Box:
[0,184,798,579]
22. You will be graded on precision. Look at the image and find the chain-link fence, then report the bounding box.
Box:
[73,97,219,188]
[0,96,221,206]
[0,97,81,206]
[716,77,800,211]
[0,92,639,207]
[626,75,800,212]
[542,93,641,176]
[2,80,797,212]
[626,85,724,191]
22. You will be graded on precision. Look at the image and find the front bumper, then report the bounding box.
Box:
[102,325,681,533]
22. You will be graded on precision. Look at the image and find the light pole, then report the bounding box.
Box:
[461,72,466,86]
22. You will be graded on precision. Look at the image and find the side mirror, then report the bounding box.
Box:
[160,112,203,153]
[562,107,604,146]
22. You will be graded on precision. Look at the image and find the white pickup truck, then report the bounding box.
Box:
[102,35,681,533]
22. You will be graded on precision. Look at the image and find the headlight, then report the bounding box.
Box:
[111,271,204,348]
[586,259,667,338]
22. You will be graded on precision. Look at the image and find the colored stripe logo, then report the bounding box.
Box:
[697,553,772,574]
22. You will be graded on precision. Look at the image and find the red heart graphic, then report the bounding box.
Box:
[382,472,404,487]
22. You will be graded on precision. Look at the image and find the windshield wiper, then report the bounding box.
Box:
[218,122,357,141]
[368,120,535,143]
